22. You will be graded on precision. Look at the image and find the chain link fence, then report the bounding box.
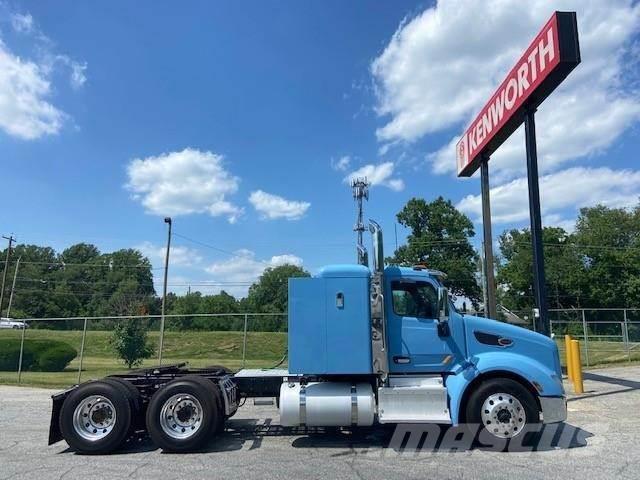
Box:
[0,313,286,387]
[2,308,639,387]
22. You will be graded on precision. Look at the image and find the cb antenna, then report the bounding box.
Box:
[351,177,369,266]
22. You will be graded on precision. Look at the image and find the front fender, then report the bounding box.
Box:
[445,352,564,425]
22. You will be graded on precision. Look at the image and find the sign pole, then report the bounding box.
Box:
[524,107,549,336]
[480,157,497,319]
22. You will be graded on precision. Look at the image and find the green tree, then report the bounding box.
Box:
[196,291,241,330]
[110,321,155,368]
[1,242,156,322]
[247,264,310,330]
[573,204,640,308]
[389,197,481,305]
[497,227,584,311]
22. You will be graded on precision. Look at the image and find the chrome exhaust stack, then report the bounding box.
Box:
[369,220,384,274]
[368,219,388,381]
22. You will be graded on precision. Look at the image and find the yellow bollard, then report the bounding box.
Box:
[564,335,574,384]
[570,339,584,394]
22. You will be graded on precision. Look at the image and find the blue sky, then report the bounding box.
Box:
[1,1,640,296]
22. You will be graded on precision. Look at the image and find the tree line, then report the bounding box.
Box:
[387,197,640,340]
[3,198,640,334]
[0,243,308,331]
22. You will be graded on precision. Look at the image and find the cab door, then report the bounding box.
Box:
[385,277,462,373]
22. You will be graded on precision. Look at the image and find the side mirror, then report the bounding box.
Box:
[437,286,450,337]
[437,286,450,321]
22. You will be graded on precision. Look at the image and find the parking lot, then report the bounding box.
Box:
[1,365,639,480]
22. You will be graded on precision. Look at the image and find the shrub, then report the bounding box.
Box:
[0,339,77,372]
[111,321,155,368]
[0,340,35,370]
[35,343,78,371]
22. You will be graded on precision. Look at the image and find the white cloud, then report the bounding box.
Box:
[126,148,243,223]
[205,249,303,297]
[0,39,66,139]
[11,13,33,33]
[270,254,304,267]
[344,162,405,191]
[331,155,351,171]
[249,190,310,220]
[0,8,87,140]
[457,167,640,225]
[541,214,576,233]
[137,241,203,267]
[67,60,87,89]
[373,0,640,179]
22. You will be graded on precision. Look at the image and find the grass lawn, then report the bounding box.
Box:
[0,329,287,389]
[1,328,638,389]
[556,338,640,367]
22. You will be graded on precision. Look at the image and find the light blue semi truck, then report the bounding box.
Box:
[49,220,566,453]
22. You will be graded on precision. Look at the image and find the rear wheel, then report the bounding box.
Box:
[59,380,132,454]
[146,376,222,452]
[465,378,539,447]
[103,377,142,432]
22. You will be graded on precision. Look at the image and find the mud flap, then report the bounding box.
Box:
[48,387,76,445]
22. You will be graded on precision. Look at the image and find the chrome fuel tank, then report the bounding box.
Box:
[279,381,375,427]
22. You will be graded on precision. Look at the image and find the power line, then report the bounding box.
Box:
[0,259,164,269]
[14,277,255,287]
[173,232,280,267]
[0,234,15,314]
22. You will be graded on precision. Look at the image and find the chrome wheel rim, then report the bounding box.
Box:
[159,394,204,440]
[480,392,526,439]
[72,395,117,442]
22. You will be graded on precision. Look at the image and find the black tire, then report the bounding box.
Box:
[103,377,143,433]
[465,378,540,448]
[146,376,222,452]
[104,377,142,412]
[59,380,132,454]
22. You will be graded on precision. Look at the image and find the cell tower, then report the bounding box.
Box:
[351,177,369,266]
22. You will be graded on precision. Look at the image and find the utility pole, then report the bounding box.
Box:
[0,235,15,316]
[394,223,399,255]
[158,218,172,365]
[352,178,369,266]
[6,256,21,319]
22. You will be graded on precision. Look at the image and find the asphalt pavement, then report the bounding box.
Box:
[1,365,639,480]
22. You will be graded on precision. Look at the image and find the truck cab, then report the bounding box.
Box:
[280,220,567,442]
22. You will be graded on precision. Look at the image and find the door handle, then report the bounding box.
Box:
[393,356,410,364]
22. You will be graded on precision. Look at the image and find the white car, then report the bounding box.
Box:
[0,318,28,329]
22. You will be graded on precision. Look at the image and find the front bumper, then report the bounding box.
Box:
[540,395,567,424]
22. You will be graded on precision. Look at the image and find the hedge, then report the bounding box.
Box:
[0,339,77,372]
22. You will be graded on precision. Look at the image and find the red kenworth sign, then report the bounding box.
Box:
[456,11,580,177]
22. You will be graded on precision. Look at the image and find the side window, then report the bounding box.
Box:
[391,281,437,318]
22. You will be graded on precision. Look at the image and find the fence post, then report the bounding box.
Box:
[581,309,590,367]
[531,309,537,332]
[17,322,27,384]
[77,318,88,384]
[623,309,631,363]
[242,314,249,368]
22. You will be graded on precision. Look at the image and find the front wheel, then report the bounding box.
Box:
[465,378,540,447]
